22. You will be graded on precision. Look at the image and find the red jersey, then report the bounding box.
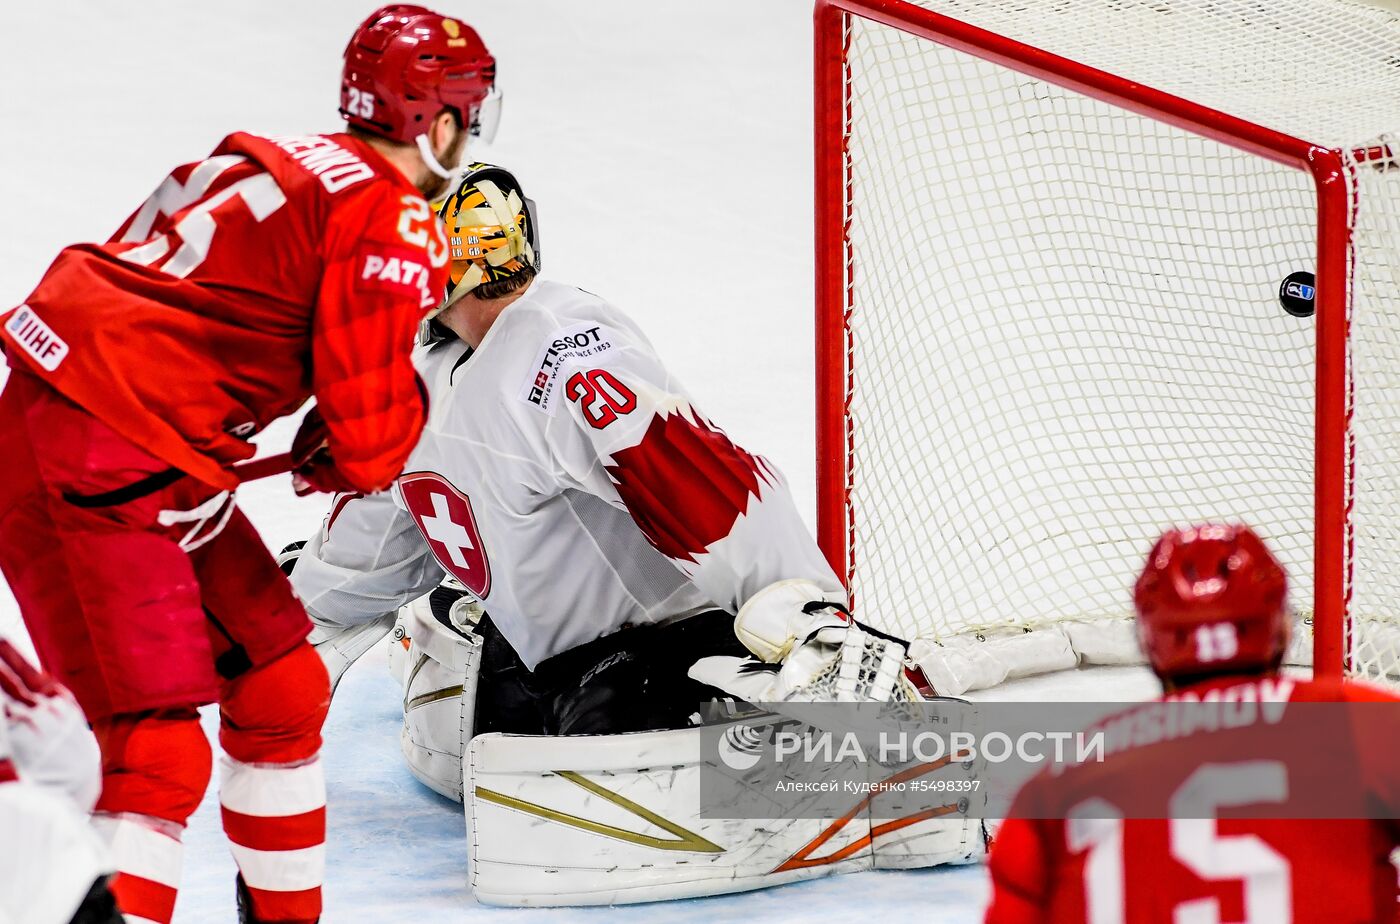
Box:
[1,132,448,492]
[985,676,1400,924]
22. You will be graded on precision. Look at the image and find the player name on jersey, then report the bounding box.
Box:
[267,135,376,194]
[1060,676,1296,772]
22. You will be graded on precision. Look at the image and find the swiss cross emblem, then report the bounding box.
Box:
[398,472,492,598]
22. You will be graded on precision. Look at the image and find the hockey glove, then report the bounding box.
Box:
[0,640,102,812]
[290,406,358,496]
[690,579,923,703]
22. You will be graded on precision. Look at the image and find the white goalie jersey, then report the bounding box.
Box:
[291,278,842,668]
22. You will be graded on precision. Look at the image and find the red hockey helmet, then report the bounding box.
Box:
[341,5,497,145]
[1133,524,1289,682]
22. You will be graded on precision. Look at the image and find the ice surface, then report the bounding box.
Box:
[0,1,1166,920]
[173,644,1002,923]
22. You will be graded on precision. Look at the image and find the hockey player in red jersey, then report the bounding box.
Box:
[984,524,1400,924]
[0,7,495,923]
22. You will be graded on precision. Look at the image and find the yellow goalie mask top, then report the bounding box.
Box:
[429,162,539,317]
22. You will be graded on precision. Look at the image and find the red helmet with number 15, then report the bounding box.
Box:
[1133,524,1290,683]
[341,6,497,147]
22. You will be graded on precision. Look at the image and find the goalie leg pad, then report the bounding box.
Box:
[399,593,485,801]
[464,721,984,907]
[398,600,748,798]
[397,590,551,801]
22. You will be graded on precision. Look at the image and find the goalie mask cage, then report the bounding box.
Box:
[814,0,1400,693]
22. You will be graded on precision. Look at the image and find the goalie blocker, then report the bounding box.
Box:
[391,584,985,906]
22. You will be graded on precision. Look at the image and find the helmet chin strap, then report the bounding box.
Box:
[415,133,455,180]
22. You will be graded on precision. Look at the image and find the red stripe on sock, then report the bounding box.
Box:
[244,883,322,923]
[110,870,178,924]
[221,806,326,852]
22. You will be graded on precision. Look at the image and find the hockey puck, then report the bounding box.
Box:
[1279,271,1317,318]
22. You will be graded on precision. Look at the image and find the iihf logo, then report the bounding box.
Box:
[5,305,69,372]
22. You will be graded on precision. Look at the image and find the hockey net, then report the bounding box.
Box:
[815,0,1400,693]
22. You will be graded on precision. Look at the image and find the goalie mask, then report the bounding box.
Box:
[429,163,539,317]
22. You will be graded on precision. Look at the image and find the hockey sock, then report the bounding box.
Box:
[91,710,212,924]
[88,815,183,924]
[218,643,330,923]
[219,754,325,922]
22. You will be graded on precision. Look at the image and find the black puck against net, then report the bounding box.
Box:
[1279,271,1317,318]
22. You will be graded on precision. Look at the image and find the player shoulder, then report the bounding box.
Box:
[494,280,655,415]
[412,336,471,382]
[224,131,417,206]
[1169,672,1398,704]
[1290,675,1400,703]
[504,280,649,351]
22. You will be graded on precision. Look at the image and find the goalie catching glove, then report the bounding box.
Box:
[690,579,925,703]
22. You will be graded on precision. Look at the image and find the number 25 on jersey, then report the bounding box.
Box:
[118,156,286,279]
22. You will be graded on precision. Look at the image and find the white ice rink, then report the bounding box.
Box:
[0,1,1223,920]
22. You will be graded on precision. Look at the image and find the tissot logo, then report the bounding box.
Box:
[551,328,605,352]
[518,323,617,414]
[528,326,605,405]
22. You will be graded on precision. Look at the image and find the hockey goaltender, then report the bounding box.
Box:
[281,163,986,905]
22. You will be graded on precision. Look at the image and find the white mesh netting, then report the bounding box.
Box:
[835,0,1400,690]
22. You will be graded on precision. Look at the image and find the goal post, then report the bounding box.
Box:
[814,0,1400,692]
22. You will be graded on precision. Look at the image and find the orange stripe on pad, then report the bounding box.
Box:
[772,758,962,873]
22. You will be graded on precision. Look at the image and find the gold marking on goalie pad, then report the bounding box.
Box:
[406,685,464,711]
[402,654,428,712]
[403,654,465,711]
[474,770,724,853]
